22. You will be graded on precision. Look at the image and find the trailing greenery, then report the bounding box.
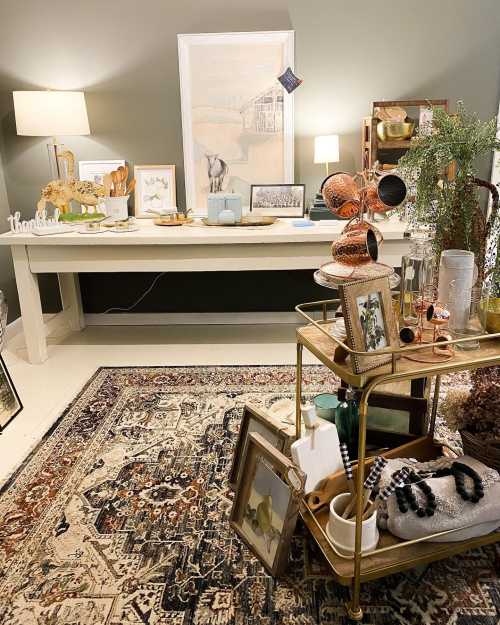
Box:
[398,101,500,285]
[58,212,106,222]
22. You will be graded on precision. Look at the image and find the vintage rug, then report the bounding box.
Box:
[0,366,498,625]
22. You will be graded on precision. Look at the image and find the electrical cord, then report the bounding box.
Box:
[102,272,166,314]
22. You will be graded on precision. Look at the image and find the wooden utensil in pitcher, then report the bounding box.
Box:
[103,173,113,197]
[111,170,122,196]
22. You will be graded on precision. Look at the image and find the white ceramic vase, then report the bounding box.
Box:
[104,195,129,221]
[326,492,379,557]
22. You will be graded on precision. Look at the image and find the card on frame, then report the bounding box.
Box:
[250,184,305,217]
[230,431,305,576]
[338,276,399,373]
[228,403,294,490]
[134,165,176,218]
[78,160,125,184]
[0,355,22,430]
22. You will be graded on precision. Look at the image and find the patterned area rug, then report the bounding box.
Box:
[0,366,498,624]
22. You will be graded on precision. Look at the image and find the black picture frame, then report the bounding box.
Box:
[250,184,306,217]
[0,354,22,431]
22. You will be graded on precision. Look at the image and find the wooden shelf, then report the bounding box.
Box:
[296,321,500,388]
[301,502,500,586]
[377,140,412,149]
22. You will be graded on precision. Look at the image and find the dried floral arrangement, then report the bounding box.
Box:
[440,366,500,440]
[398,101,500,288]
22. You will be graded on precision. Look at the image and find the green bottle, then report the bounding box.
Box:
[335,387,359,459]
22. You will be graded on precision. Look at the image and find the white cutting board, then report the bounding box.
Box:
[291,421,343,494]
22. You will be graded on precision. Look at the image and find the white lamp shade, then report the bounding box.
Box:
[13,91,90,136]
[314,134,340,164]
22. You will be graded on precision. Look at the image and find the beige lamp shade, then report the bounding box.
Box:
[314,134,340,164]
[13,91,90,136]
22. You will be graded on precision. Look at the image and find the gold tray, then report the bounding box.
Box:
[201,216,277,227]
[154,217,193,226]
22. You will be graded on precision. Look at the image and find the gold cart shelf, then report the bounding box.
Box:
[294,298,500,621]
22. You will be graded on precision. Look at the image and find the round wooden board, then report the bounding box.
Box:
[201,216,277,227]
[154,218,193,226]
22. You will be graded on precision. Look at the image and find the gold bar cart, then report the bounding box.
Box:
[295,298,500,621]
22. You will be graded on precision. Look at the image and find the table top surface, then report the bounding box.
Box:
[0,217,409,246]
[297,322,500,387]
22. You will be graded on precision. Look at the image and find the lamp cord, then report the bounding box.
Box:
[102,272,166,314]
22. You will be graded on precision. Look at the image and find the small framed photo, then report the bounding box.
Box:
[0,355,22,430]
[78,160,125,184]
[134,165,176,218]
[339,276,398,373]
[230,431,305,576]
[229,403,295,490]
[250,184,305,217]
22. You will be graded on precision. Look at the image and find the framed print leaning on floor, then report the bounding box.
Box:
[0,355,22,430]
[178,31,295,213]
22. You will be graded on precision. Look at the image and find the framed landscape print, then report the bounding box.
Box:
[178,31,295,213]
[0,355,22,430]
[134,165,176,218]
[250,184,305,217]
[339,276,398,373]
[78,160,125,184]
[230,432,305,576]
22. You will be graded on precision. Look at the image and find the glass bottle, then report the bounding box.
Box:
[335,387,359,459]
[400,231,435,325]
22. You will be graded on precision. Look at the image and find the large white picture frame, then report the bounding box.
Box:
[178,31,295,213]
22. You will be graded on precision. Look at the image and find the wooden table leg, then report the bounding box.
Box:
[11,245,47,364]
[295,342,303,440]
[58,273,85,332]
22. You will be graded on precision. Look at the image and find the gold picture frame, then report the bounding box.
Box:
[230,431,305,577]
[228,403,294,490]
[134,165,176,218]
[339,276,399,373]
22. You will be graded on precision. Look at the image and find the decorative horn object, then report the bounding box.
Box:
[321,172,361,219]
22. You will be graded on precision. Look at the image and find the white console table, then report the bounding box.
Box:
[0,219,410,364]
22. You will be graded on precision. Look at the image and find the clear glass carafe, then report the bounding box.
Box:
[400,232,435,325]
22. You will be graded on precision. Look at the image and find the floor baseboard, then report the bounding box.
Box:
[84,312,302,326]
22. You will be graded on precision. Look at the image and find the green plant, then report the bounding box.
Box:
[398,101,500,285]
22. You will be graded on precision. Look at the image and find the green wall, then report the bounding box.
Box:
[0,0,499,321]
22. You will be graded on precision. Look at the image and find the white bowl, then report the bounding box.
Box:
[326,492,379,557]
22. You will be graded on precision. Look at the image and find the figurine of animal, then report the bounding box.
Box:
[206,154,228,193]
[37,179,106,215]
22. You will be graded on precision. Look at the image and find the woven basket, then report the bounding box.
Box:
[460,429,500,473]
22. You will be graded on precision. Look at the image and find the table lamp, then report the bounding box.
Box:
[314,134,340,177]
[310,134,340,220]
[13,90,90,181]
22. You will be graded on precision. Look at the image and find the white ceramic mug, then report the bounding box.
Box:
[326,492,379,557]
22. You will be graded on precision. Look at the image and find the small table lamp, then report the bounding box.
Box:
[314,134,340,177]
[13,90,90,180]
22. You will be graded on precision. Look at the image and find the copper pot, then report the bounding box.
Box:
[331,222,378,266]
[321,172,361,219]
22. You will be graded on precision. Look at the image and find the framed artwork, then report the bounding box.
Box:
[228,403,294,490]
[250,184,305,217]
[230,431,305,576]
[178,31,295,213]
[134,165,176,218]
[78,160,125,184]
[0,355,22,430]
[339,276,398,373]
